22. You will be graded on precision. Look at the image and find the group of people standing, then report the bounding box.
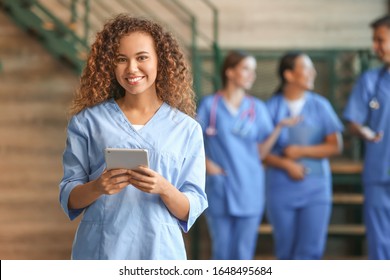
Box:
[198,50,343,260]
[199,14,390,260]
[59,12,390,260]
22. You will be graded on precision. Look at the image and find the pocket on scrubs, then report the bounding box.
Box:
[205,174,227,215]
[72,221,102,259]
[158,223,186,259]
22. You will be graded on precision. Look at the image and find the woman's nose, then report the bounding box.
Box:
[127,60,139,73]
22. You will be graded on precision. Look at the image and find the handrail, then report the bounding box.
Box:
[171,0,214,45]
[202,0,219,44]
[70,0,77,24]
[3,0,89,72]
[83,0,90,44]
[156,0,191,25]
[202,0,222,89]
[31,1,88,47]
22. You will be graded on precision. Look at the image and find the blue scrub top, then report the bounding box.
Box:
[265,92,344,205]
[60,99,208,259]
[343,68,390,185]
[197,93,274,216]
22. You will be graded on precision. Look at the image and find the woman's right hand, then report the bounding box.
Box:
[94,169,132,195]
[68,169,132,210]
[206,159,225,175]
[284,159,305,181]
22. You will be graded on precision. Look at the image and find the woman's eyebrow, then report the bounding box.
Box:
[117,51,150,56]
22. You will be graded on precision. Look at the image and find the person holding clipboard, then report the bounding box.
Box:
[264,51,343,259]
[59,14,207,260]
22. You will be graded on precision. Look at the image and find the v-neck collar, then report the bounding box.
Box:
[111,98,167,131]
[104,98,169,150]
[280,91,310,117]
[219,94,250,118]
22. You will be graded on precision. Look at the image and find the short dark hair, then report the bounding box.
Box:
[370,15,390,29]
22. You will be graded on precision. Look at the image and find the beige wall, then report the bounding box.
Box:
[42,0,387,50]
[186,0,387,49]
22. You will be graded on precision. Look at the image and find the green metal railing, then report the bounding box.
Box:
[3,0,89,72]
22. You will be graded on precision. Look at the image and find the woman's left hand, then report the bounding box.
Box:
[128,166,168,195]
[278,116,301,128]
[283,145,304,160]
[128,166,190,221]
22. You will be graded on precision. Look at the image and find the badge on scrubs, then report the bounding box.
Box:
[369,98,380,110]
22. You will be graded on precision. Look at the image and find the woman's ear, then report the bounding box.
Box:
[283,69,294,83]
[225,68,234,81]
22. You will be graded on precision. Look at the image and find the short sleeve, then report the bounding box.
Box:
[176,123,207,232]
[320,98,344,136]
[256,100,274,143]
[343,73,370,125]
[196,96,211,133]
[59,115,90,220]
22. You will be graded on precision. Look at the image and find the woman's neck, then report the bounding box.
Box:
[119,91,162,113]
[282,84,306,101]
[219,86,246,108]
[117,91,163,125]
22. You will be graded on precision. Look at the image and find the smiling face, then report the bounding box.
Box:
[114,32,158,97]
[226,56,257,91]
[285,54,317,91]
[372,25,390,65]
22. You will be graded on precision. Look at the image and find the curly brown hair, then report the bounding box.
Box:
[70,14,196,117]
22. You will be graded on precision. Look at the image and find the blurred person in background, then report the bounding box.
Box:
[343,15,390,260]
[264,51,343,259]
[197,50,298,259]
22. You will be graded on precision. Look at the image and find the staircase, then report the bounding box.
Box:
[0,0,220,260]
[2,0,222,94]
[0,0,375,260]
[0,9,80,259]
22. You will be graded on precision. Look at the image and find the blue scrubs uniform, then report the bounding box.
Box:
[197,93,274,259]
[59,99,208,260]
[266,92,343,260]
[343,68,390,259]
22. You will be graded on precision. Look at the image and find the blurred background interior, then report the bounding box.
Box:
[0,0,388,260]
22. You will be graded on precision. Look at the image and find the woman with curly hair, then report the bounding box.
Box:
[59,14,207,260]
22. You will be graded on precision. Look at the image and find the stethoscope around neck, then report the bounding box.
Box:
[369,66,387,110]
[205,93,256,137]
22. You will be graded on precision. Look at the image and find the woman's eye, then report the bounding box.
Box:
[116,57,127,63]
[138,56,148,61]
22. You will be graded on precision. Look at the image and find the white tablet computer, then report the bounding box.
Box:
[104,148,149,170]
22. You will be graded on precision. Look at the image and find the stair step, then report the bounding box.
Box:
[259,224,365,236]
[330,159,363,174]
[328,224,365,235]
[0,222,77,260]
[0,101,70,125]
[0,121,67,152]
[333,193,363,204]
